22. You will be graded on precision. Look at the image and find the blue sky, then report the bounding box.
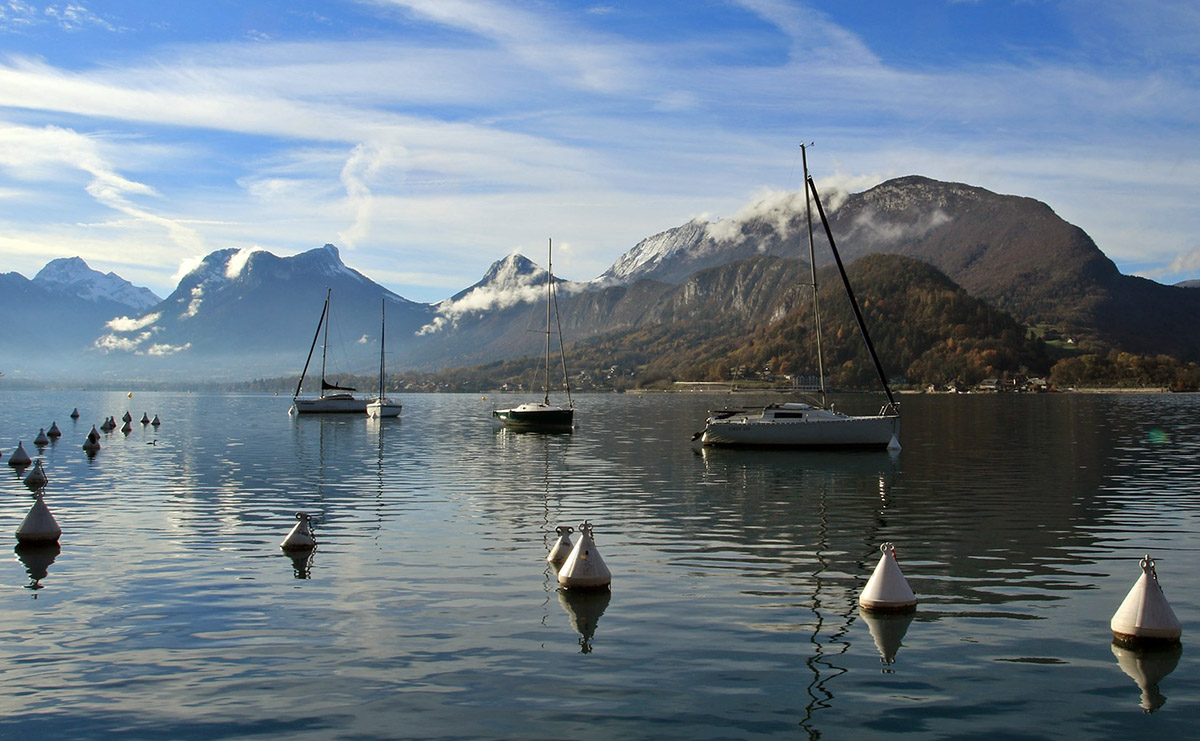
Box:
[1,0,1197,303]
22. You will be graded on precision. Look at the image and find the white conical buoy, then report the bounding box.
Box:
[82,436,100,455]
[34,428,49,447]
[151,414,161,427]
[69,407,79,419]
[8,441,31,468]
[47,422,61,438]
[16,496,61,543]
[1111,555,1182,647]
[87,425,101,443]
[23,459,48,490]
[547,525,575,565]
[557,521,611,590]
[280,512,317,551]
[859,542,917,612]
[887,434,901,451]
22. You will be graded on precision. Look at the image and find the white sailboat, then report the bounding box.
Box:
[697,145,900,449]
[367,299,402,419]
[291,289,369,415]
[492,239,575,432]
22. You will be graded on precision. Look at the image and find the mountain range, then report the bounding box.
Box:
[2,175,1197,385]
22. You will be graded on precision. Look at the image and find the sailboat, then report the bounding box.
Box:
[291,288,369,415]
[492,239,575,432]
[366,299,402,419]
[696,145,900,449]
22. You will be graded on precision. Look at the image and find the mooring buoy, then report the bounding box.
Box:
[280,512,317,552]
[69,408,80,419]
[859,542,917,612]
[87,425,101,443]
[23,459,48,490]
[141,412,150,425]
[47,422,61,438]
[1111,555,1181,647]
[122,411,132,423]
[8,441,31,468]
[547,525,575,565]
[34,428,49,447]
[16,496,61,544]
[151,415,161,427]
[557,521,611,590]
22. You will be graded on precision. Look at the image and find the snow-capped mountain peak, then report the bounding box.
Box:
[34,257,161,310]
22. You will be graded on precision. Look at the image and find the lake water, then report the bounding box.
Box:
[1,390,1198,739]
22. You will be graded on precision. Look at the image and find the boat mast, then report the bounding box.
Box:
[807,175,899,410]
[802,143,828,407]
[544,238,553,405]
[378,298,386,399]
[319,289,331,392]
[294,288,330,400]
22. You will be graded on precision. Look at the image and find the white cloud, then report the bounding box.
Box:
[106,312,160,332]
[225,248,259,279]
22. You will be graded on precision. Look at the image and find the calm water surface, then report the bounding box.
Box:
[1,390,1198,739]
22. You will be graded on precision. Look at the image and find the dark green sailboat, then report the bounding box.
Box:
[492,239,575,432]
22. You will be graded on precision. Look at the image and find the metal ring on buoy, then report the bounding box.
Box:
[880,542,895,554]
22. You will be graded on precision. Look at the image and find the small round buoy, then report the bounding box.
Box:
[122,411,132,423]
[859,542,917,612]
[16,495,61,544]
[547,525,575,565]
[151,415,161,427]
[34,428,49,447]
[557,521,611,590]
[280,512,317,552]
[23,459,48,490]
[127,391,133,399]
[1111,555,1182,647]
[8,441,32,468]
[47,422,61,438]
[70,407,80,419]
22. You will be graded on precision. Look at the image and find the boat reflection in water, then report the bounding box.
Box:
[558,588,611,654]
[1111,642,1182,713]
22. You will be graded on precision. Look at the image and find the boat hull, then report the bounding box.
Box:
[493,404,574,432]
[366,399,402,418]
[292,395,369,414]
[701,411,899,449]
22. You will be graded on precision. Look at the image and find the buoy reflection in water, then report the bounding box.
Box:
[558,588,611,653]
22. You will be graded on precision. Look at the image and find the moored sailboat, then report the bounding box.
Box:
[367,299,402,419]
[697,145,899,449]
[493,239,575,432]
[292,289,369,415]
